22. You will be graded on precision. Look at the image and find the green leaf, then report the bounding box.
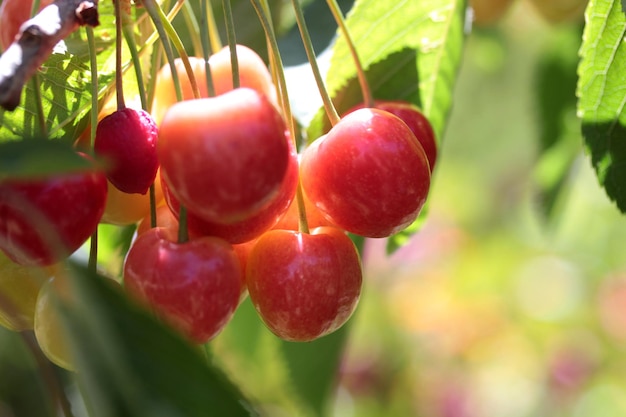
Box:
[59,263,258,417]
[532,26,582,218]
[0,140,97,180]
[577,0,626,212]
[306,0,467,141]
[278,324,350,417]
[0,0,116,143]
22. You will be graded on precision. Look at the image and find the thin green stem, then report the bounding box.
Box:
[89,228,98,272]
[290,0,340,126]
[154,0,202,99]
[222,0,240,88]
[325,0,373,107]
[149,183,157,228]
[183,0,204,56]
[178,205,189,243]
[143,0,184,102]
[249,0,310,234]
[200,0,216,97]
[114,0,126,109]
[122,26,148,110]
[20,331,75,417]
[86,27,98,149]
[31,76,48,138]
[146,46,163,112]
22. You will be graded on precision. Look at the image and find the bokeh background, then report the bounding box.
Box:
[333,1,626,416]
[2,0,626,416]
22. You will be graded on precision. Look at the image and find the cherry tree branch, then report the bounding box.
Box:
[0,0,99,111]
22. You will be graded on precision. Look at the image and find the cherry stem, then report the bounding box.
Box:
[182,1,203,56]
[222,0,240,88]
[122,25,148,110]
[114,0,126,109]
[149,183,157,228]
[143,0,184,102]
[325,0,373,107]
[27,0,46,131]
[89,227,98,272]
[290,0,340,126]
[20,331,75,417]
[146,46,163,113]
[206,0,222,53]
[250,0,310,234]
[200,0,216,97]
[178,205,189,244]
[31,76,48,138]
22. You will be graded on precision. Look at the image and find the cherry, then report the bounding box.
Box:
[34,272,76,371]
[300,108,431,238]
[136,204,178,236]
[272,188,334,231]
[160,136,298,243]
[34,268,122,371]
[0,0,54,50]
[0,155,108,266]
[346,100,437,171]
[151,44,276,124]
[0,251,49,331]
[100,170,165,226]
[94,107,159,195]
[246,227,362,342]
[158,87,290,225]
[123,227,244,343]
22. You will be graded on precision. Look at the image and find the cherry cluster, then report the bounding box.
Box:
[0,41,436,365]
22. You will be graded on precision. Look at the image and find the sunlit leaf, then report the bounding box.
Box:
[0,0,118,143]
[577,0,626,212]
[306,0,468,141]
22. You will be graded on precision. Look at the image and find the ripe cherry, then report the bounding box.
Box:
[0,251,49,331]
[123,227,244,343]
[151,44,277,124]
[0,155,108,266]
[346,100,437,171]
[94,107,159,195]
[246,227,362,342]
[301,108,431,238]
[160,137,298,243]
[158,88,290,225]
[100,170,165,226]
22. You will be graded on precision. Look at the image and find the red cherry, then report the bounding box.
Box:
[158,88,290,224]
[123,227,243,343]
[346,100,437,171]
[94,107,159,195]
[246,227,362,342]
[151,45,277,125]
[161,137,298,244]
[0,155,107,266]
[301,108,431,238]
